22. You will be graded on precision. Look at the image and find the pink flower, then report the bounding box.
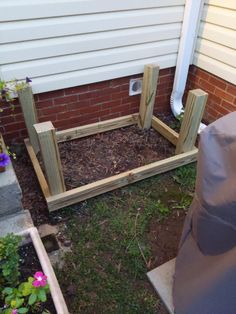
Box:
[33,271,47,287]
[12,310,18,314]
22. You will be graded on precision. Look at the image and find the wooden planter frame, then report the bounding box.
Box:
[18,65,208,212]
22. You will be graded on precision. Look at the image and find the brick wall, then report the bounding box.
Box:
[186,65,236,124]
[1,68,174,144]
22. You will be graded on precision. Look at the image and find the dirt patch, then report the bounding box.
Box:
[148,209,186,268]
[58,125,175,189]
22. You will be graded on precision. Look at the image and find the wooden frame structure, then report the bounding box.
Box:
[19,65,208,212]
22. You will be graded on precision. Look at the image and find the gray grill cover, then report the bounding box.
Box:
[173,112,236,314]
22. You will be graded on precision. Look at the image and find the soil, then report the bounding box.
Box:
[148,208,186,268]
[19,243,56,313]
[56,125,175,189]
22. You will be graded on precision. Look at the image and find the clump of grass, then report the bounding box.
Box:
[173,164,197,191]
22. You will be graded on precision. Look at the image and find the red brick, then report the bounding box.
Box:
[38,89,64,101]
[110,104,129,114]
[209,77,227,90]
[215,88,234,102]
[39,114,57,123]
[198,79,215,93]
[195,68,210,81]
[99,109,110,117]
[208,94,222,105]
[0,116,15,124]
[102,100,121,109]
[68,100,90,110]
[53,95,77,105]
[36,99,54,108]
[207,106,219,119]
[110,77,129,87]
[65,85,89,95]
[57,111,73,120]
[111,90,128,100]
[159,68,171,76]
[226,85,236,96]
[89,81,110,90]
[5,122,26,132]
[79,106,100,115]
[216,105,230,116]
[90,95,111,105]
[221,100,236,112]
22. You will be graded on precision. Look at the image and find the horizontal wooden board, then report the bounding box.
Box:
[56,114,139,143]
[198,22,236,50]
[0,7,184,44]
[195,38,236,67]
[193,53,236,85]
[1,40,179,80]
[47,149,198,211]
[0,24,181,64]
[151,116,179,146]
[202,5,236,30]
[0,0,185,21]
[24,139,50,198]
[29,54,177,93]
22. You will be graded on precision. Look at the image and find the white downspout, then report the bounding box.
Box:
[170,0,206,132]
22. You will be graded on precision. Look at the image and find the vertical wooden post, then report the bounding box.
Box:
[34,121,66,195]
[175,89,208,154]
[18,86,39,154]
[139,64,159,129]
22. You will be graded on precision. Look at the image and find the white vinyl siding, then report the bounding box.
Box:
[0,0,185,94]
[193,0,236,84]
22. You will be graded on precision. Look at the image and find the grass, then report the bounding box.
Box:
[55,166,196,314]
[172,164,197,190]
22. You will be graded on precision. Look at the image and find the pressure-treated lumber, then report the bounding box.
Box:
[34,121,66,195]
[151,116,179,146]
[18,86,39,154]
[139,64,159,129]
[56,113,139,143]
[47,148,198,211]
[24,138,50,198]
[176,89,208,154]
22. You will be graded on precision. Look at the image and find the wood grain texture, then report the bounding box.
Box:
[139,64,159,129]
[34,121,66,195]
[24,138,50,198]
[47,149,198,211]
[56,114,139,142]
[151,116,179,146]
[176,89,208,154]
[18,86,39,154]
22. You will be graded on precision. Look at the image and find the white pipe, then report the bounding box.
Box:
[170,0,206,132]
[17,227,69,314]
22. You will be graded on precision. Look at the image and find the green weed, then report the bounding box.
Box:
[173,164,197,191]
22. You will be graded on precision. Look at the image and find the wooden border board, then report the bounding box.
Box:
[46,148,198,211]
[25,113,198,212]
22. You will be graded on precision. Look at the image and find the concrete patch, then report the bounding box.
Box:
[0,160,23,216]
[147,258,175,314]
[0,210,33,237]
[38,223,58,238]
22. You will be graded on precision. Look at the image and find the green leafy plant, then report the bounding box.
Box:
[0,234,21,287]
[1,273,50,314]
[0,77,31,154]
[156,200,171,218]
